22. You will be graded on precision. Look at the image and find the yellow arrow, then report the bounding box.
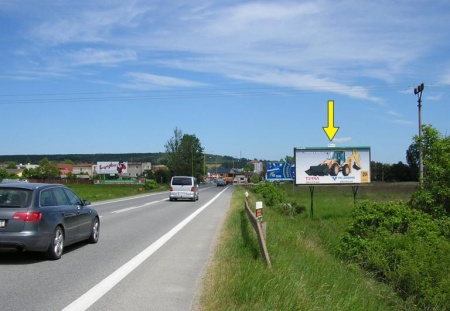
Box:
[322,100,339,141]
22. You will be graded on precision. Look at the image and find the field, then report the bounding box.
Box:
[199,182,421,311]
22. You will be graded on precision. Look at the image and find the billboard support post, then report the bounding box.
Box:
[352,186,359,205]
[309,186,315,220]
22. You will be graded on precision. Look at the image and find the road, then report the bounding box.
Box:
[0,184,232,311]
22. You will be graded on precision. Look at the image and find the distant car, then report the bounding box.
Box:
[216,179,227,187]
[0,183,100,260]
[169,176,199,201]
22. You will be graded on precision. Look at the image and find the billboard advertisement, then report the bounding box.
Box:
[294,147,371,185]
[97,161,128,175]
[266,162,295,181]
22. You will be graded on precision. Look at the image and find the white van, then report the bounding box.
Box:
[169,176,199,201]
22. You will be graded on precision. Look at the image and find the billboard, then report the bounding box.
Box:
[97,161,128,175]
[266,162,295,181]
[294,147,371,185]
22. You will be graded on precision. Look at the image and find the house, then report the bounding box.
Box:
[57,164,73,178]
[17,163,39,170]
[5,169,25,178]
[126,162,152,177]
[73,163,95,177]
[207,168,234,180]
[250,160,264,174]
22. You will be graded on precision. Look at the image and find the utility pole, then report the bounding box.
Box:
[414,83,425,183]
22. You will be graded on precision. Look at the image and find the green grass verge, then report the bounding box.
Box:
[67,183,168,202]
[200,183,420,311]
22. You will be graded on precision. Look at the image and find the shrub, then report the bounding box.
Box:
[251,182,286,207]
[338,201,450,309]
[142,180,160,190]
[251,182,305,217]
[274,201,306,217]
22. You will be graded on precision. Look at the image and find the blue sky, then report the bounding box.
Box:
[1,0,449,164]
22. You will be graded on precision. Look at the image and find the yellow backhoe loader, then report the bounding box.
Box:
[305,149,362,176]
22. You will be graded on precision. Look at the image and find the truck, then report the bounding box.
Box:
[223,176,234,185]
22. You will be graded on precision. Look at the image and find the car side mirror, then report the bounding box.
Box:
[83,200,91,206]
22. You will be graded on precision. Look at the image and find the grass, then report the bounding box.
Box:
[66,183,169,202]
[199,183,420,311]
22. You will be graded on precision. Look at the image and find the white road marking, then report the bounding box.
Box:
[62,187,227,311]
[90,192,163,206]
[111,200,165,213]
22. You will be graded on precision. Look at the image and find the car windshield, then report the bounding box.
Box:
[0,188,32,208]
[172,177,192,186]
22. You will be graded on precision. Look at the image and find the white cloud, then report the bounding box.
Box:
[29,2,150,45]
[123,72,208,90]
[387,110,404,118]
[393,119,415,126]
[66,49,137,66]
[426,94,442,101]
[333,137,352,143]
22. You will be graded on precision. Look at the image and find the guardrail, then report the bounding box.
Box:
[244,192,271,268]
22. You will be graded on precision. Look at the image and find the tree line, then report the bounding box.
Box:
[1,127,424,183]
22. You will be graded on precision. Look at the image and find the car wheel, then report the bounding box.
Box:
[88,217,100,244]
[46,226,64,260]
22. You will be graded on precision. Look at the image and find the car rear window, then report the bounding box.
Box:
[172,177,193,186]
[0,188,32,208]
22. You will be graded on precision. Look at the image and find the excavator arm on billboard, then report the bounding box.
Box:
[348,149,362,171]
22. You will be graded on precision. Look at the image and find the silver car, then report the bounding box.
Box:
[0,183,100,260]
[169,176,199,201]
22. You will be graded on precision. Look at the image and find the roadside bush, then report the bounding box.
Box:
[338,201,450,309]
[251,182,287,207]
[142,180,160,190]
[274,201,306,217]
[251,182,305,217]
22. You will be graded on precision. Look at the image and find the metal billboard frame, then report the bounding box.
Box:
[294,146,371,219]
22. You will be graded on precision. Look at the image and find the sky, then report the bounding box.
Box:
[1,0,449,164]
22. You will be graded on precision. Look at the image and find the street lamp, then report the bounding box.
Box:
[414,82,425,183]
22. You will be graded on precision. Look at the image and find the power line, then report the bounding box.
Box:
[0,83,446,105]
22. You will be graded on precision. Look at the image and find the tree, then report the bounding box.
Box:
[154,168,171,184]
[410,125,450,217]
[165,128,204,180]
[6,161,17,169]
[284,155,294,163]
[371,161,387,182]
[243,163,253,173]
[390,161,414,181]
[165,127,183,175]
[66,172,77,180]
[406,143,419,181]
[0,168,8,180]
[33,158,60,181]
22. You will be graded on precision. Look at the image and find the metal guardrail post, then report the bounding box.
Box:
[244,192,271,268]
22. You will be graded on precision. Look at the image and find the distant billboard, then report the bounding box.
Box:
[266,162,295,181]
[97,161,128,175]
[294,147,371,185]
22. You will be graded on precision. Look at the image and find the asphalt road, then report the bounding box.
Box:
[0,184,232,311]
